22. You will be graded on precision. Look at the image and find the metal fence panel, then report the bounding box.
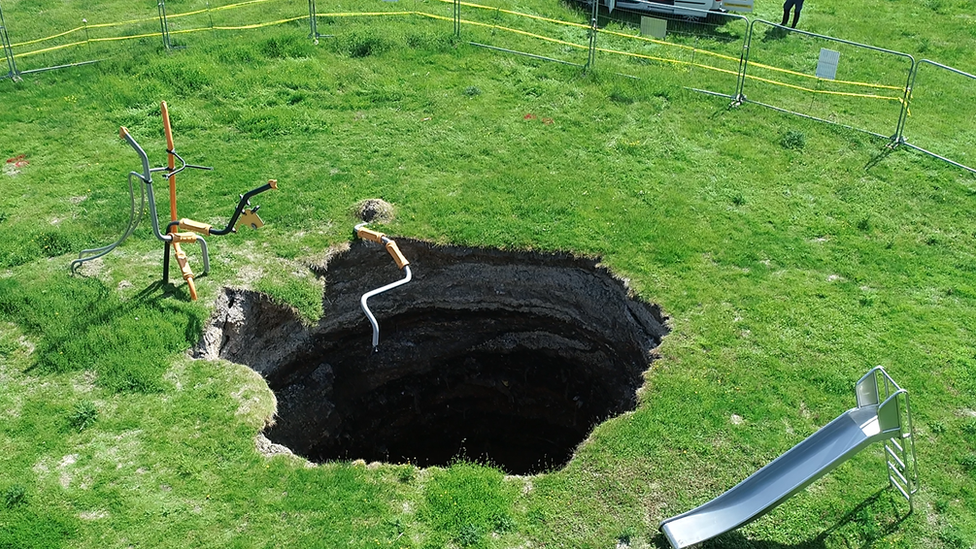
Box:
[740,20,913,141]
[455,0,590,68]
[2,0,160,75]
[900,60,976,175]
[593,2,748,98]
[308,0,455,58]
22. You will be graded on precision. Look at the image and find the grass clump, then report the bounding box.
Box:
[66,400,98,432]
[780,129,806,150]
[2,484,27,508]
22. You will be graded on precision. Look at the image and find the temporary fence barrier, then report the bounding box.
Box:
[591,2,749,99]
[163,0,307,44]
[738,20,913,143]
[0,1,18,80]
[446,0,591,68]
[899,60,976,175]
[3,0,161,76]
[1,0,973,177]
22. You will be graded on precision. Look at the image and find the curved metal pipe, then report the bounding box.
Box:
[71,172,146,271]
[209,180,278,235]
[355,222,412,351]
[144,181,173,243]
[360,266,412,351]
[197,235,210,276]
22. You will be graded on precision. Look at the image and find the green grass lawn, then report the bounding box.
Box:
[1,0,975,547]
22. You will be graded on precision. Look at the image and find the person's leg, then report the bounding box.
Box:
[782,0,796,26]
[791,0,803,27]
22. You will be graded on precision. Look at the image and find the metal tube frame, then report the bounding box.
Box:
[592,3,750,99]
[453,0,461,37]
[0,0,20,81]
[308,0,318,42]
[360,266,412,350]
[74,129,213,280]
[897,59,976,175]
[738,19,915,144]
[306,0,332,43]
[157,0,173,50]
[71,172,146,271]
[466,1,590,70]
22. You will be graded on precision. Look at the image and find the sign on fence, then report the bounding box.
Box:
[639,17,666,39]
[816,48,840,80]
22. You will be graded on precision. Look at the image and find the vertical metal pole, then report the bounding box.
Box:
[157,0,172,50]
[308,0,318,43]
[0,0,21,81]
[583,0,597,74]
[207,1,214,36]
[733,19,757,107]
[893,57,917,146]
[453,0,460,37]
[83,18,91,55]
[731,17,750,105]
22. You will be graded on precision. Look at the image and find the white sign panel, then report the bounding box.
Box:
[640,16,667,39]
[606,0,615,13]
[816,48,840,80]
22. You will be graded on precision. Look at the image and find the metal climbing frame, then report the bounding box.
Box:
[71,117,277,300]
[72,126,213,285]
[854,366,919,511]
[0,0,19,81]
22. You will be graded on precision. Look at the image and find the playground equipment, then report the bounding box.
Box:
[71,102,277,300]
[354,223,412,351]
[659,366,918,548]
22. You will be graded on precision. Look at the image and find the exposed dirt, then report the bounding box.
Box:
[196,238,669,474]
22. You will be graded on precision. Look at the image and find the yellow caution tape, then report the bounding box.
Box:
[746,61,904,91]
[743,72,903,101]
[189,15,308,31]
[449,16,588,49]
[597,46,741,76]
[13,41,88,58]
[10,0,286,48]
[313,11,418,17]
[433,0,902,93]
[170,0,284,19]
[11,27,85,48]
[433,0,590,30]
[599,28,741,64]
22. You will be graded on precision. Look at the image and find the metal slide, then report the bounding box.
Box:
[660,367,917,549]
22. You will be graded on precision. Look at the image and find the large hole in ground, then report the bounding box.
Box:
[196,239,669,475]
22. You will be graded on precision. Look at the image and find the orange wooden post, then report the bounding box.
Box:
[161,101,178,223]
[160,101,197,300]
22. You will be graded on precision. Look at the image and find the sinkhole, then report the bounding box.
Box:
[195,238,669,475]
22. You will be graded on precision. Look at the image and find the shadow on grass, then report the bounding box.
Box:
[651,488,911,549]
[864,144,896,171]
[0,272,206,393]
[761,26,790,43]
